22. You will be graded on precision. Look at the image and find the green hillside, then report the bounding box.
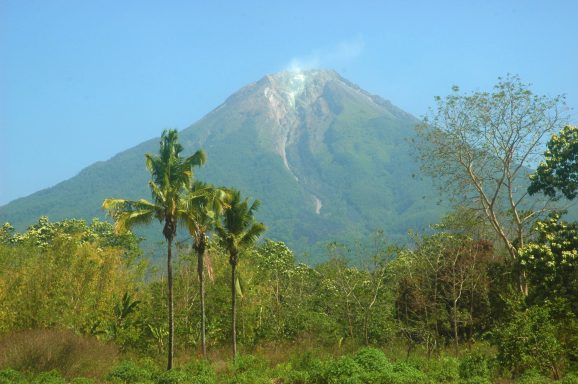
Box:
[0,70,445,261]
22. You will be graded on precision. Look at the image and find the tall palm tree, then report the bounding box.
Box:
[215,189,266,357]
[102,129,206,370]
[179,180,229,357]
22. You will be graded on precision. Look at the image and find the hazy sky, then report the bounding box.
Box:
[1,0,577,205]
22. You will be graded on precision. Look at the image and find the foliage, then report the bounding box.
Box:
[529,125,578,200]
[106,360,156,384]
[180,361,216,384]
[30,370,66,384]
[0,222,144,337]
[519,213,578,313]
[494,305,565,379]
[4,216,141,258]
[417,75,568,265]
[323,355,363,383]
[392,231,493,354]
[0,369,27,384]
[226,354,270,384]
[516,369,555,384]
[459,352,491,383]
[352,347,391,372]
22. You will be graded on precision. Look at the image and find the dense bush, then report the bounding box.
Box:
[180,361,216,384]
[0,368,27,384]
[30,370,66,384]
[459,352,491,383]
[106,360,156,384]
[226,355,270,384]
[352,347,391,372]
[494,305,565,379]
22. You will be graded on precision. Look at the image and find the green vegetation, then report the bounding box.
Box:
[529,125,578,200]
[1,213,576,382]
[416,75,569,280]
[1,76,577,382]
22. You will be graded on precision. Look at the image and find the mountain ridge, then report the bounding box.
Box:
[0,69,443,260]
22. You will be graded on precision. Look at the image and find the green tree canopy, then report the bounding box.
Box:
[529,125,578,200]
[519,213,578,313]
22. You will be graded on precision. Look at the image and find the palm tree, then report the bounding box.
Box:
[179,180,229,357]
[215,189,266,357]
[103,129,206,370]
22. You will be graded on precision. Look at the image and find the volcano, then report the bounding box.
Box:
[0,70,444,260]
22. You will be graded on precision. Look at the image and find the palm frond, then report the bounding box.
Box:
[214,189,265,256]
[102,198,158,233]
[184,149,207,170]
[239,222,267,248]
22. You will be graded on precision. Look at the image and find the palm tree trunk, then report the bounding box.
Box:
[167,238,174,370]
[197,247,206,358]
[231,259,237,357]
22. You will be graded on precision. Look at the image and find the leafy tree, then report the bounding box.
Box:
[179,180,229,357]
[0,223,14,244]
[494,305,565,379]
[102,129,206,369]
[416,76,568,293]
[251,240,309,341]
[215,189,266,357]
[529,125,578,200]
[519,213,578,313]
[2,216,141,261]
[393,232,493,356]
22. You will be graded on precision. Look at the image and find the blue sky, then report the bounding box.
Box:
[1,0,577,205]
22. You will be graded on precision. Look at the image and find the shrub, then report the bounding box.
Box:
[106,360,155,384]
[283,351,327,384]
[459,352,489,381]
[155,369,189,384]
[276,364,310,384]
[70,379,95,384]
[561,372,578,384]
[323,356,363,384]
[353,347,391,372]
[31,370,65,384]
[384,361,429,384]
[0,368,27,384]
[227,355,270,384]
[182,360,216,384]
[494,305,564,379]
[516,369,554,384]
[425,356,459,383]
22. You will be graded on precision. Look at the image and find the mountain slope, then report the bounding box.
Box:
[0,70,444,260]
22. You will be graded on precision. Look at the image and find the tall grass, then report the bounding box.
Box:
[0,328,118,380]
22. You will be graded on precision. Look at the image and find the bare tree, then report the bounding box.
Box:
[416,75,568,293]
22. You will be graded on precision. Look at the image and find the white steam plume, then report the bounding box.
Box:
[286,36,365,72]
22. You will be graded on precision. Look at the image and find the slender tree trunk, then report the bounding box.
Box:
[453,302,459,356]
[197,244,206,358]
[231,258,237,357]
[167,238,174,370]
